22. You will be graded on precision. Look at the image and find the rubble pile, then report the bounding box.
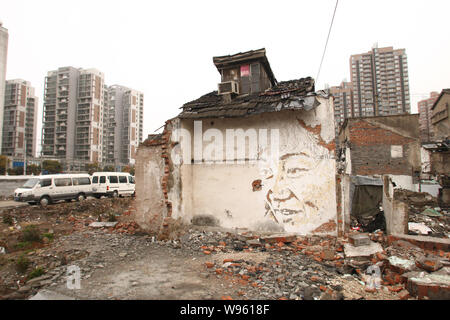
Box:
[396,190,450,238]
[1,197,449,300]
[176,228,450,300]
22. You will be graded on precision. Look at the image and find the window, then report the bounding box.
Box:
[119,176,127,183]
[41,179,52,187]
[74,177,91,185]
[55,178,72,187]
[128,176,135,184]
[92,176,98,183]
[109,176,118,183]
[99,176,106,184]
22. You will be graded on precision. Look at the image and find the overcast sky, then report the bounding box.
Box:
[2,0,450,145]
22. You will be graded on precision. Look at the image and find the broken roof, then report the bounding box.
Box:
[178,77,318,119]
[213,48,277,86]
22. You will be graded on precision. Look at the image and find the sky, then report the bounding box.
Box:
[2,0,450,146]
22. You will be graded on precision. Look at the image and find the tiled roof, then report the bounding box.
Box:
[178,77,317,119]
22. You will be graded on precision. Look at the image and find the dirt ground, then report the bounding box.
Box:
[0,198,254,300]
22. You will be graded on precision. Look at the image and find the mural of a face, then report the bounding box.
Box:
[263,151,321,230]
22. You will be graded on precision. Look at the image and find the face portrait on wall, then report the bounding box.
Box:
[261,150,328,232]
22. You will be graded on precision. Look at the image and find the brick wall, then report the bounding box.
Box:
[348,119,418,176]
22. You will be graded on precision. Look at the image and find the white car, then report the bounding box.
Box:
[91,172,135,198]
[14,173,93,206]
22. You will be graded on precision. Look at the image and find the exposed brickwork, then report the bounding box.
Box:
[335,175,343,237]
[297,119,335,152]
[160,121,173,218]
[348,119,417,175]
[312,219,337,234]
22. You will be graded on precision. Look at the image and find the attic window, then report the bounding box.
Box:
[240,65,250,77]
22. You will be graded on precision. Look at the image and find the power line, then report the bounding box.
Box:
[316,0,339,85]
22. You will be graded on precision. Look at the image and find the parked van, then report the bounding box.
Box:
[13,173,93,206]
[91,172,135,198]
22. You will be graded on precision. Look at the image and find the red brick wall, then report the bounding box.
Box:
[348,120,418,176]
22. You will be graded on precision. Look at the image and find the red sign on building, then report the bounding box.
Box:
[240,65,250,77]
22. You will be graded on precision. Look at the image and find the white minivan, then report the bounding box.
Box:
[91,172,135,198]
[14,173,93,206]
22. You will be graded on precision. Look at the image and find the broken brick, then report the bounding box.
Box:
[205,262,214,268]
[416,257,443,272]
[398,290,410,300]
[388,286,404,293]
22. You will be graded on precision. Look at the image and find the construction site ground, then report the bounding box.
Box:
[0,198,449,300]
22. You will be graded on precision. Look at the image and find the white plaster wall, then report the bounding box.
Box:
[173,98,337,235]
[390,175,415,192]
[420,147,431,174]
[134,146,167,233]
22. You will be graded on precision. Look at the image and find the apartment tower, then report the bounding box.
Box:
[350,46,410,117]
[418,92,440,142]
[0,22,9,151]
[103,85,143,167]
[42,67,105,169]
[329,81,354,135]
[2,79,38,157]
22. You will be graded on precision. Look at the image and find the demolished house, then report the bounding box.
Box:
[135,49,340,236]
[337,114,423,233]
[422,88,450,208]
[337,113,450,240]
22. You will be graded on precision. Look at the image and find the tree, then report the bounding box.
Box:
[122,165,135,176]
[103,165,115,172]
[0,155,9,175]
[7,167,23,176]
[42,160,63,174]
[86,162,101,175]
[26,164,41,175]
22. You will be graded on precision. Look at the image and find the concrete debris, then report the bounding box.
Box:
[348,233,371,247]
[388,256,417,273]
[416,256,443,272]
[344,241,384,258]
[260,234,297,244]
[89,222,119,228]
[408,222,432,235]
[0,247,5,254]
[405,272,450,300]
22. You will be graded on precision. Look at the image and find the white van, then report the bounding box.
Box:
[91,172,135,198]
[13,173,93,206]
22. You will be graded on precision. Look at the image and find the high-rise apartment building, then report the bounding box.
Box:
[330,46,411,135]
[42,67,105,168]
[2,79,38,157]
[103,85,143,167]
[42,66,143,170]
[329,81,354,135]
[418,92,440,142]
[350,46,410,117]
[0,22,9,152]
